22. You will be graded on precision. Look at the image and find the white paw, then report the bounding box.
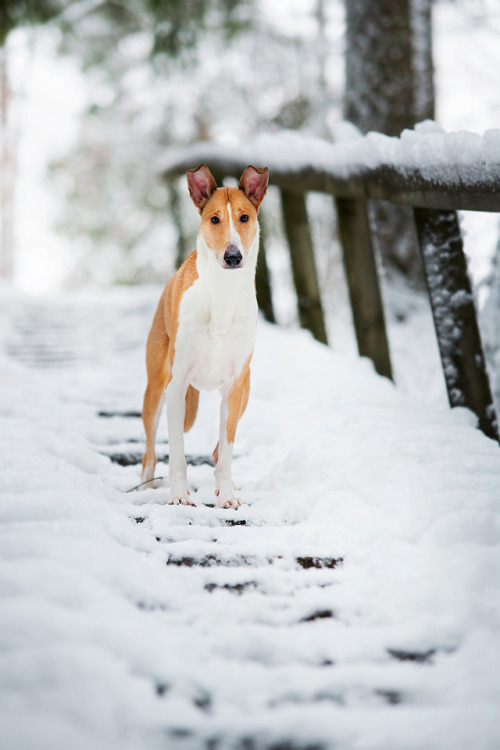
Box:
[215,490,241,510]
[169,490,195,506]
[140,464,156,490]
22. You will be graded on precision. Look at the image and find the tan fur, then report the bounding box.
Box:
[141,252,199,476]
[226,356,251,445]
[184,385,199,432]
[212,356,251,467]
[201,187,259,254]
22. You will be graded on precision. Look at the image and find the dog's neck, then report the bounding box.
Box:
[195,230,259,337]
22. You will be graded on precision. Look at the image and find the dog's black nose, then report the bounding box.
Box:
[224,245,243,268]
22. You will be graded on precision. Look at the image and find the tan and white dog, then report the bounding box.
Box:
[141,164,268,508]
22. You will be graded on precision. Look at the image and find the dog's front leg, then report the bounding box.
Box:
[215,396,239,510]
[215,365,250,509]
[166,378,193,505]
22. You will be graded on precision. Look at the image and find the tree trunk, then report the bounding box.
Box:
[344,0,415,137]
[412,0,435,123]
[344,0,435,283]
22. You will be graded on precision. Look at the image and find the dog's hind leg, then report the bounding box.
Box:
[141,386,165,487]
[141,328,169,488]
[184,385,199,433]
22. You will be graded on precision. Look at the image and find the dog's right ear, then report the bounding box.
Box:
[186,165,217,212]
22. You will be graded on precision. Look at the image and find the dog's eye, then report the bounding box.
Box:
[240,214,249,223]
[210,216,220,224]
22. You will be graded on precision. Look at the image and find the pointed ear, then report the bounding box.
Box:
[186,164,217,212]
[238,166,269,209]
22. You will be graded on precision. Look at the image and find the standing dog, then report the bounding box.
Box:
[141,164,268,508]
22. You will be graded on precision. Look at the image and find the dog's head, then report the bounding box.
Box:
[186,164,268,270]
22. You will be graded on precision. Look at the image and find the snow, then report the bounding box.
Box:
[162,124,500,190]
[1,284,500,749]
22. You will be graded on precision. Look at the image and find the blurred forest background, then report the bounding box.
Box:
[1,0,500,304]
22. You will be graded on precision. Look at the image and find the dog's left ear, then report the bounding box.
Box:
[239,166,269,209]
[186,164,217,212]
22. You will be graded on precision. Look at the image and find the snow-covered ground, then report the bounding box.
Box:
[1,283,500,750]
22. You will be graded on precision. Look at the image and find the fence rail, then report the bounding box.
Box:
[161,137,500,212]
[161,130,500,442]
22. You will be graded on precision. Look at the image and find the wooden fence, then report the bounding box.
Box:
[161,135,500,442]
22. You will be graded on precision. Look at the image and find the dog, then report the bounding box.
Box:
[141,164,268,508]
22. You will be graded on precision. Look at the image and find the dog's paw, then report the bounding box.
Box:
[221,498,241,510]
[140,463,156,490]
[168,489,195,506]
[215,490,241,510]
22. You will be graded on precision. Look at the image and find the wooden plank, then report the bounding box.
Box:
[168,183,189,269]
[280,190,328,345]
[161,149,500,213]
[414,207,499,441]
[336,197,393,380]
[255,214,276,324]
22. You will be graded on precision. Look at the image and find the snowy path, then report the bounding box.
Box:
[1,285,500,750]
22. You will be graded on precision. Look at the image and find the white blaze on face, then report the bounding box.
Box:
[226,202,243,252]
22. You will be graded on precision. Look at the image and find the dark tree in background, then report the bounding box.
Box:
[412,0,435,126]
[344,0,435,281]
[345,0,434,134]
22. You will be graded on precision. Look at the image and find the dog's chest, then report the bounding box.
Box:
[174,278,257,391]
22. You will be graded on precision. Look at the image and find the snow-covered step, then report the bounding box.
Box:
[100,448,214,468]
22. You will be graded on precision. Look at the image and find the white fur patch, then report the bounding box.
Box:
[169,226,259,395]
[227,201,243,251]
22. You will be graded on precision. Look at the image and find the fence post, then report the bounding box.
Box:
[168,182,189,269]
[414,207,499,441]
[256,214,276,324]
[335,197,393,380]
[280,189,328,345]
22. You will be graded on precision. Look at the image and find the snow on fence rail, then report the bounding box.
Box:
[161,125,500,211]
[161,125,500,442]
